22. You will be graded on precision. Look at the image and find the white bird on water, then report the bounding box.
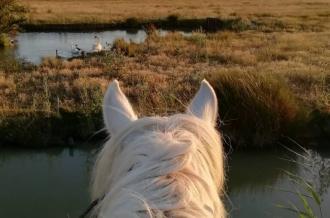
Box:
[71,44,82,55]
[92,36,103,52]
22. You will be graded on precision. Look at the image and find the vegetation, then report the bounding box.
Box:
[0,29,329,147]
[0,0,329,147]
[277,146,328,217]
[20,0,330,32]
[0,0,27,47]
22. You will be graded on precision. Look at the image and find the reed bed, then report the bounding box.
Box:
[1,30,329,147]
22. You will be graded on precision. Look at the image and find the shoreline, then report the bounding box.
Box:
[21,17,251,32]
[1,28,329,149]
[0,109,329,148]
[20,16,301,33]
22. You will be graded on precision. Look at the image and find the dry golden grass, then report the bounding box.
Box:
[2,30,329,113]
[21,0,330,30]
[1,27,330,146]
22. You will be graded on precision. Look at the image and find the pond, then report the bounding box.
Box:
[0,30,190,65]
[0,146,329,218]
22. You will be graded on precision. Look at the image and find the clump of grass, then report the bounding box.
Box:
[125,17,139,28]
[277,172,322,218]
[167,14,179,24]
[188,29,207,47]
[0,74,16,90]
[0,0,27,36]
[112,39,139,56]
[41,57,63,68]
[0,56,24,72]
[0,0,27,47]
[0,33,11,48]
[207,70,301,147]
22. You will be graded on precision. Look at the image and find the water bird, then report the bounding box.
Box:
[92,36,103,52]
[71,44,82,55]
[105,41,112,50]
[55,49,66,59]
[55,50,61,58]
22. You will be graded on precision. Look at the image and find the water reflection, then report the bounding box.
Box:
[227,150,296,193]
[0,147,329,218]
[0,147,98,218]
[297,149,330,201]
[0,30,192,65]
[226,149,330,218]
[15,30,147,64]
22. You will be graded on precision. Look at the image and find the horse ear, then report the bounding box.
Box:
[187,79,218,126]
[103,80,137,135]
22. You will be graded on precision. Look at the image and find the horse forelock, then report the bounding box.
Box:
[91,114,225,218]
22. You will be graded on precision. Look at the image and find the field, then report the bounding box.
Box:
[0,0,329,147]
[21,0,330,30]
[1,29,329,147]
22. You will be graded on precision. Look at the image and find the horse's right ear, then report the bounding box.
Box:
[187,79,218,126]
[103,80,137,135]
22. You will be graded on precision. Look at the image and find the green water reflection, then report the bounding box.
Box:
[0,147,329,218]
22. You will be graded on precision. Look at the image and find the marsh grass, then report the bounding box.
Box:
[276,145,328,218]
[277,171,322,218]
[112,39,140,57]
[20,0,330,31]
[207,71,301,146]
[1,29,329,147]
[0,34,11,47]
[0,0,27,46]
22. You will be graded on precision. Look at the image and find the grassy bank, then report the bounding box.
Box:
[17,0,330,32]
[0,30,329,148]
[20,17,271,32]
[21,0,330,29]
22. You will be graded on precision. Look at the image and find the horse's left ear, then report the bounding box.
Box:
[187,79,218,126]
[103,80,137,135]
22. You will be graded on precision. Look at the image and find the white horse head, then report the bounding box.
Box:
[91,79,226,217]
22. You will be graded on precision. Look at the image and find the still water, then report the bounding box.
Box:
[15,30,147,64]
[0,30,190,65]
[0,147,329,218]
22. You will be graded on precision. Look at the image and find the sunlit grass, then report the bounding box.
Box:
[1,29,329,147]
[19,0,330,31]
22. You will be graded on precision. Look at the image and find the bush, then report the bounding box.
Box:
[167,14,179,24]
[208,70,302,147]
[0,33,11,47]
[125,17,139,28]
[0,0,27,47]
[0,0,27,33]
[112,38,139,57]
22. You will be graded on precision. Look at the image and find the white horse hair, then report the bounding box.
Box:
[91,79,226,217]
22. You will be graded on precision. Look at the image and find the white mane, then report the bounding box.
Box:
[91,80,226,218]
